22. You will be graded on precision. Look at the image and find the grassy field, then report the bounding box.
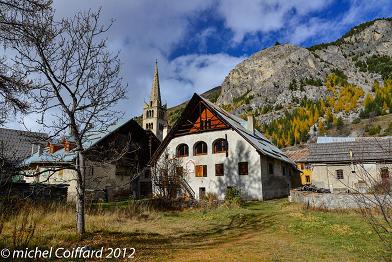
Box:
[0,199,388,261]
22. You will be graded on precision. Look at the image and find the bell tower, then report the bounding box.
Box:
[142,60,167,141]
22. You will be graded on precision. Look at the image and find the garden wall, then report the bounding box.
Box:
[0,182,68,202]
[290,189,390,209]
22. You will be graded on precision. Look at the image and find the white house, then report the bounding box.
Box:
[150,93,300,200]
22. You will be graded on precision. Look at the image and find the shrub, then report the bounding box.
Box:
[366,124,381,135]
[200,193,220,209]
[352,118,361,124]
[225,187,242,207]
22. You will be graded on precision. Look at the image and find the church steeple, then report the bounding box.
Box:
[142,60,167,141]
[150,60,161,106]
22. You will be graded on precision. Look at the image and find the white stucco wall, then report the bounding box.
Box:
[155,129,264,200]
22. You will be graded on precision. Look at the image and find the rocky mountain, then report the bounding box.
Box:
[163,18,392,147]
[216,18,392,124]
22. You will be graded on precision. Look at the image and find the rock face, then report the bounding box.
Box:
[216,19,392,123]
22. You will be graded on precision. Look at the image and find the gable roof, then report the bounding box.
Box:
[0,128,47,160]
[150,93,295,167]
[307,137,392,163]
[285,148,310,163]
[22,118,158,166]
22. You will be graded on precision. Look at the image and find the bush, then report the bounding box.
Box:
[225,187,242,207]
[352,118,361,124]
[366,124,381,135]
[200,193,220,209]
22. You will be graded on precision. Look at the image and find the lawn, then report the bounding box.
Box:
[0,199,388,261]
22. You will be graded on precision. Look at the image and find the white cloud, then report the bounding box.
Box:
[161,53,245,105]
[216,0,333,43]
[287,0,392,45]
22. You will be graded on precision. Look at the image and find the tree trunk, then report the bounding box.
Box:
[76,151,86,237]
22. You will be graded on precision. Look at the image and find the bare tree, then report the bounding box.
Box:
[151,151,192,200]
[1,3,126,236]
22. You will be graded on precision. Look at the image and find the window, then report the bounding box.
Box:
[200,119,211,130]
[176,144,189,157]
[381,167,390,182]
[238,162,248,176]
[268,163,274,175]
[336,169,344,179]
[195,165,207,177]
[199,187,206,199]
[215,164,224,176]
[194,141,207,155]
[213,138,228,154]
[305,175,310,183]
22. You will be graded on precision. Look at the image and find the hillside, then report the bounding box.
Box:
[146,18,392,148]
[214,18,392,147]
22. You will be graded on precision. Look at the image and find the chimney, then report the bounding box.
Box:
[247,115,254,134]
[162,126,169,140]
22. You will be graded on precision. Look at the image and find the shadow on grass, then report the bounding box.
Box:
[76,211,276,259]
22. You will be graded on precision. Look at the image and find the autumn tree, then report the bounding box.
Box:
[1,3,126,236]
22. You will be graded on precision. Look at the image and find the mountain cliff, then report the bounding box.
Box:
[164,18,392,147]
[217,18,392,117]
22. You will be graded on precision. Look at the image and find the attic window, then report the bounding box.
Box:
[200,119,211,130]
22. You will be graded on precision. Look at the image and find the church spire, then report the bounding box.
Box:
[150,59,161,106]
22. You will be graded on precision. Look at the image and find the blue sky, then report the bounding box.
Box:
[6,0,392,130]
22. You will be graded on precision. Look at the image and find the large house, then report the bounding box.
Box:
[149,93,300,200]
[23,118,160,202]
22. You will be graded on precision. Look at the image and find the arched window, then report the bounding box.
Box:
[194,141,207,156]
[213,138,227,154]
[176,144,189,157]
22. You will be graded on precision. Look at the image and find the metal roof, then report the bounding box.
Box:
[316,136,356,143]
[22,118,154,166]
[0,128,47,160]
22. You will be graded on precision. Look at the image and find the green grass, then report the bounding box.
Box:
[0,199,388,261]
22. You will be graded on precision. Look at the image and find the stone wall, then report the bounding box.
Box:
[290,189,390,209]
[0,182,68,202]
